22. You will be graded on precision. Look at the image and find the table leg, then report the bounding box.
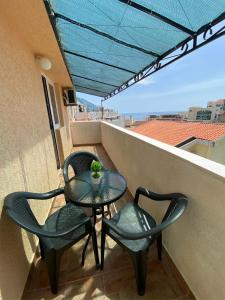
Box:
[93,207,97,225]
[107,204,112,219]
[81,208,98,267]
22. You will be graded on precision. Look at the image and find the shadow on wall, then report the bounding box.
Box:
[0,85,62,298]
[0,207,36,299]
[94,145,115,170]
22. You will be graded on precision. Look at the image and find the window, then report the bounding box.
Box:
[42,76,60,169]
[196,110,212,120]
[48,83,60,129]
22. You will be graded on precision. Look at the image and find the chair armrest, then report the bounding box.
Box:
[24,188,64,200]
[4,189,65,212]
[103,196,188,240]
[6,199,90,239]
[103,218,161,240]
[134,186,186,203]
[63,166,70,183]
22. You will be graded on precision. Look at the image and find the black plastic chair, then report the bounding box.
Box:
[4,188,99,294]
[63,151,101,183]
[101,187,188,296]
[63,151,111,218]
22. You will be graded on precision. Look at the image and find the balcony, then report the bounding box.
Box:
[22,143,192,299]
[2,1,225,299]
[21,121,225,299]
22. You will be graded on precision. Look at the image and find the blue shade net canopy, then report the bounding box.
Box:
[47,0,225,99]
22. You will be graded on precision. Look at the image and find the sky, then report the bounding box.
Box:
[77,35,225,114]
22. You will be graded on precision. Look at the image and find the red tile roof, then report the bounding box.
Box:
[132,120,225,146]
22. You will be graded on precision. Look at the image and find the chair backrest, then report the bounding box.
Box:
[4,192,42,236]
[156,197,188,235]
[63,151,100,182]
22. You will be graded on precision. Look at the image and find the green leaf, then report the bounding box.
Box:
[90,160,102,172]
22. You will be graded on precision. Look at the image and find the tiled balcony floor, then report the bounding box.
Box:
[22,145,194,300]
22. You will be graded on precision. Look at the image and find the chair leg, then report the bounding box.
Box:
[45,250,61,294]
[157,233,162,261]
[91,226,100,268]
[100,224,106,270]
[81,233,91,266]
[39,240,45,260]
[107,204,112,219]
[131,251,148,296]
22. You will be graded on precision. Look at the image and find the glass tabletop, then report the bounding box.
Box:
[65,170,127,208]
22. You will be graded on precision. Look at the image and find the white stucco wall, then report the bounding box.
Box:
[209,138,225,165]
[186,138,225,166]
[70,121,101,145]
[0,13,60,300]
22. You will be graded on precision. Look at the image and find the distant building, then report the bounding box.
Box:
[218,113,225,122]
[132,120,225,165]
[186,106,208,120]
[147,114,182,121]
[207,98,225,108]
[185,99,225,121]
[157,114,182,121]
[207,99,225,120]
[71,104,123,126]
[148,114,158,119]
[70,100,87,120]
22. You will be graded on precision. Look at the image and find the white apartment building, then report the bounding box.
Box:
[185,99,225,121]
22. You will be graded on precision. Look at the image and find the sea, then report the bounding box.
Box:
[122,111,181,121]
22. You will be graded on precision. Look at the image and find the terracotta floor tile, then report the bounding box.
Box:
[23,276,105,300]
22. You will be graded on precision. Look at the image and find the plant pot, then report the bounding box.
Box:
[91,173,102,192]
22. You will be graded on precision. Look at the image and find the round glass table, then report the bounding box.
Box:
[65,170,127,266]
[65,170,127,209]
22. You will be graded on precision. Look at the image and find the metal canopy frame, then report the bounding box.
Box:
[45,0,225,102]
[75,84,107,95]
[71,74,118,88]
[64,50,136,74]
[103,15,225,102]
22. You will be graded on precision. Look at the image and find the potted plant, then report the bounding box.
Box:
[90,160,103,192]
[90,160,103,183]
